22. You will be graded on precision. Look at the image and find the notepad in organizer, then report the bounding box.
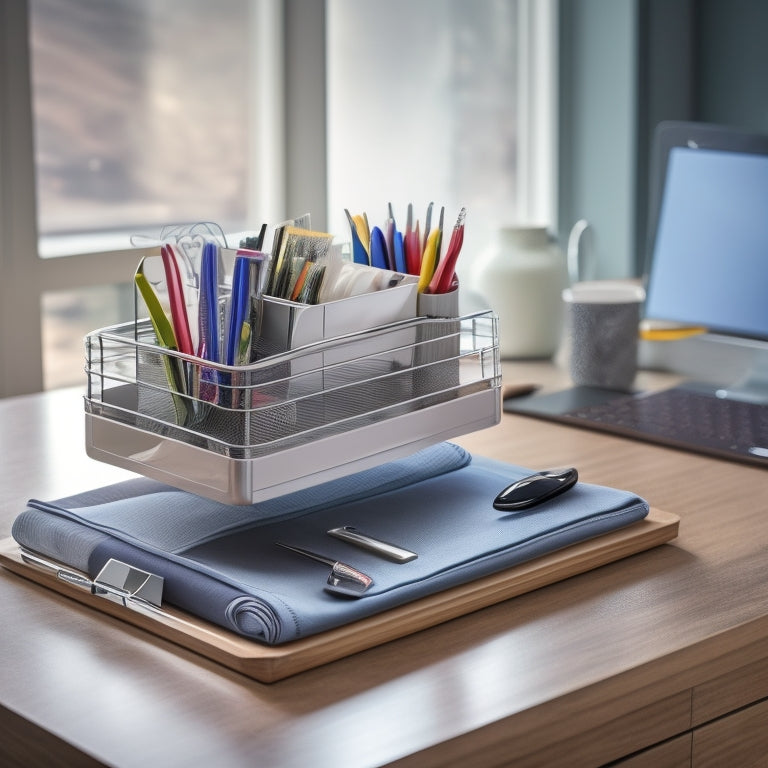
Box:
[11,442,649,645]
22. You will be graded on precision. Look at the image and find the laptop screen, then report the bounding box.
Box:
[644,123,768,342]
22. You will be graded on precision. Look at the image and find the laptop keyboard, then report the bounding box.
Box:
[558,386,768,465]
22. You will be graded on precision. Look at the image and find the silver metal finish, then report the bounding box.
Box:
[83,311,501,504]
[275,542,373,598]
[327,526,418,563]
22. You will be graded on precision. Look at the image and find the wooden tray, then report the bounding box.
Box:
[0,508,679,683]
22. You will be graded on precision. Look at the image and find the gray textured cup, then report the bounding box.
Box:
[563,281,646,391]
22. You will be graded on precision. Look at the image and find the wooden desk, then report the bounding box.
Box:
[1,365,767,767]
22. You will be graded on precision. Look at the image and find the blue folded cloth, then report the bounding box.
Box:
[12,443,648,644]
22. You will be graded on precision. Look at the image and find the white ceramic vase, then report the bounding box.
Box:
[470,226,568,358]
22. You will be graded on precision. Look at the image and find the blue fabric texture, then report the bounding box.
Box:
[12,443,648,645]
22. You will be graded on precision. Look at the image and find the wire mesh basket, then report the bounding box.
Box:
[84,311,501,503]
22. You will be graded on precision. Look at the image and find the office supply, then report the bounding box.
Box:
[295,262,325,304]
[426,206,466,294]
[493,467,578,511]
[417,227,440,293]
[236,250,267,364]
[9,446,658,650]
[0,506,676,682]
[224,254,252,366]
[197,241,220,363]
[434,205,445,267]
[326,526,418,563]
[134,257,188,420]
[344,208,370,265]
[160,243,195,356]
[506,383,768,467]
[19,550,166,611]
[135,257,179,353]
[264,215,312,295]
[404,222,421,276]
[86,310,497,504]
[385,202,400,272]
[384,217,396,270]
[393,229,406,273]
[266,227,333,303]
[639,320,707,341]
[369,226,389,269]
[423,201,434,249]
[275,542,374,597]
[507,122,768,460]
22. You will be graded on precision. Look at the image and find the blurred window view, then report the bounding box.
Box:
[28,0,255,388]
[327,0,531,259]
[30,0,253,250]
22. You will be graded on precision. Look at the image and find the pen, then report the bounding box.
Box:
[417,227,441,292]
[423,201,434,249]
[226,252,266,366]
[197,241,220,362]
[384,218,396,271]
[161,243,194,355]
[393,230,406,273]
[345,208,369,265]
[433,206,445,268]
[197,241,221,403]
[135,259,178,353]
[134,256,188,416]
[426,207,466,294]
[405,219,421,275]
[370,226,389,269]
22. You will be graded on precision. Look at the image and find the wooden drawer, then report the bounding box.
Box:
[612,733,692,768]
[692,654,768,725]
[692,697,768,767]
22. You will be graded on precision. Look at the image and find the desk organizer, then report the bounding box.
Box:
[84,311,501,504]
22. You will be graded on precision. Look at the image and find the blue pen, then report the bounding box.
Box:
[198,241,220,362]
[370,226,389,269]
[226,252,267,367]
[393,230,406,273]
[226,257,250,367]
[197,242,221,402]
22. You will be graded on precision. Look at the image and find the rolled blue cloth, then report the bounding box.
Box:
[12,443,648,644]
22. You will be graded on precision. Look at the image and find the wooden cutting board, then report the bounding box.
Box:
[0,508,679,683]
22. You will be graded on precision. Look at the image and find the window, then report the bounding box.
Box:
[30,0,255,256]
[25,0,275,390]
[0,0,282,396]
[326,0,556,260]
[0,0,555,396]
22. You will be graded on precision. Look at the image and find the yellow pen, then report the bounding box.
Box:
[352,213,370,255]
[417,227,441,292]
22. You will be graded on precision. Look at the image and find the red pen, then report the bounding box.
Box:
[426,207,465,294]
[161,243,194,355]
[404,222,421,276]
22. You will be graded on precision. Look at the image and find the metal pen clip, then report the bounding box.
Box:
[327,526,418,563]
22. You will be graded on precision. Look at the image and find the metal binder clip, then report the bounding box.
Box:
[92,558,164,608]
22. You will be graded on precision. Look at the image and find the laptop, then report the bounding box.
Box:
[504,121,768,467]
